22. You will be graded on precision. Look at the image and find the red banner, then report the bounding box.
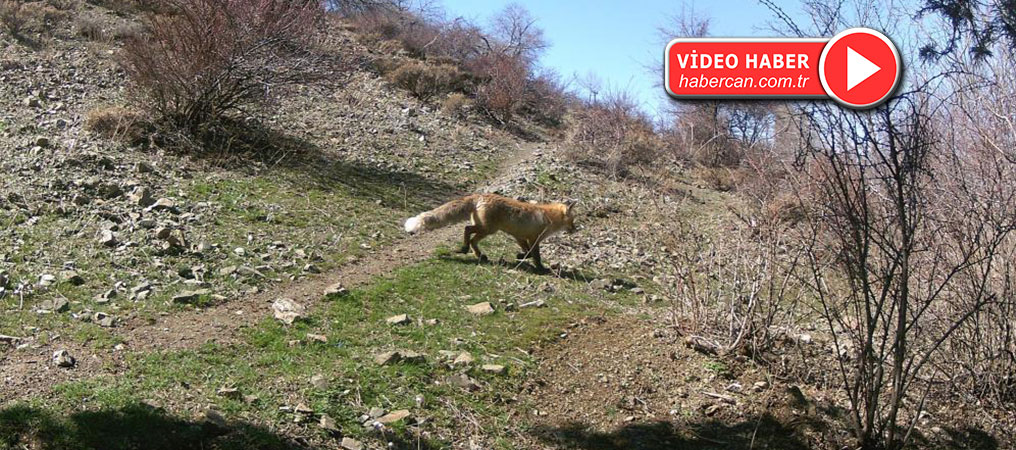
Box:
[665,38,828,98]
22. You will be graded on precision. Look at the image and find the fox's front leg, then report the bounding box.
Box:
[531,244,546,271]
[515,237,533,260]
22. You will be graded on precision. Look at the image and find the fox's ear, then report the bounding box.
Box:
[564,200,577,215]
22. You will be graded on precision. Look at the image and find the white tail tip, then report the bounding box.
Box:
[404,215,423,234]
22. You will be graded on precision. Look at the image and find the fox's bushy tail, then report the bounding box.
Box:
[404,195,477,234]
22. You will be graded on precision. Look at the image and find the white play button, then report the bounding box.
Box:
[846,46,881,91]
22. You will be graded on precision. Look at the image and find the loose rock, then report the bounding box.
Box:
[376,409,410,424]
[386,314,411,325]
[481,364,506,375]
[319,414,339,433]
[324,282,347,296]
[341,437,364,450]
[200,408,228,428]
[53,350,75,368]
[98,230,117,247]
[172,289,210,305]
[216,387,242,400]
[93,312,116,328]
[467,302,495,315]
[272,298,305,325]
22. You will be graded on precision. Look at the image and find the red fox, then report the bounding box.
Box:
[404,193,576,270]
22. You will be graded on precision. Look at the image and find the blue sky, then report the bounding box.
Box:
[440,0,799,119]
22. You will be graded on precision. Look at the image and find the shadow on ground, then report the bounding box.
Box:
[438,253,597,282]
[532,416,812,450]
[0,404,299,450]
[0,404,447,450]
[159,117,466,211]
[534,417,1002,450]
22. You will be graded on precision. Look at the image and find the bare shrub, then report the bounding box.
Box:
[346,5,442,57]
[486,2,547,62]
[345,1,565,127]
[385,60,464,101]
[0,0,26,36]
[693,167,738,192]
[522,69,570,127]
[662,199,807,358]
[930,53,1016,405]
[791,94,1015,449]
[86,0,166,13]
[37,4,68,27]
[75,13,104,41]
[110,21,141,41]
[472,53,529,123]
[45,0,76,9]
[121,0,324,131]
[565,89,662,177]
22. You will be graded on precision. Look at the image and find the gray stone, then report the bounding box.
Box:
[38,298,69,313]
[319,414,339,433]
[467,302,495,315]
[376,409,410,424]
[272,298,305,325]
[481,364,506,375]
[340,437,364,450]
[216,387,242,400]
[324,282,346,296]
[200,408,227,428]
[98,230,117,247]
[453,352,474,365]
[447,373,481,391]
[386,314,411,325]
[172,289,210,304]
[145,198,178,214]
[310,374,328,389]
[53,350,75,367]
[128,187,155,207]
[93,312,116,328]
[38,274,57,287]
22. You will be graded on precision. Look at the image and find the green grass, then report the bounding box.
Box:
[1,255,641,449]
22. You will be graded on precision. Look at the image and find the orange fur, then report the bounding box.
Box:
[404,193,576,269]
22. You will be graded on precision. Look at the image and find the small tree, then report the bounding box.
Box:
[121,0,324,131]
[793,95,1014,449]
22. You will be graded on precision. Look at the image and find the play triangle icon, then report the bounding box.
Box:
[846,46,880,91]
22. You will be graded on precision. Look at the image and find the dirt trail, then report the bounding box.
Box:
[0,142,538,401]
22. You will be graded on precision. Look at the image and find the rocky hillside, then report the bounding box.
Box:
[2,2,1012,450]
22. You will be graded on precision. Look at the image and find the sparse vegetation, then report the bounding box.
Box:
[121,0,325,131]
[83,105,142,140]
[385,60,464,101]
[74,13,104,40]
[2,0,1016,449]
[0,0,26,36]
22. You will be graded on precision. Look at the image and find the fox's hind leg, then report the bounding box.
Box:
[469,229,492,263]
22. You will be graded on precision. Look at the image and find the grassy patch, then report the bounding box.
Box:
[2,256,641,449]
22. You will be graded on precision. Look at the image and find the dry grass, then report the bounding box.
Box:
[84,105,142,140]
[441,92,471,118]
[74,13,103,41]
[385,60,465,101]
[0,0,27,36]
